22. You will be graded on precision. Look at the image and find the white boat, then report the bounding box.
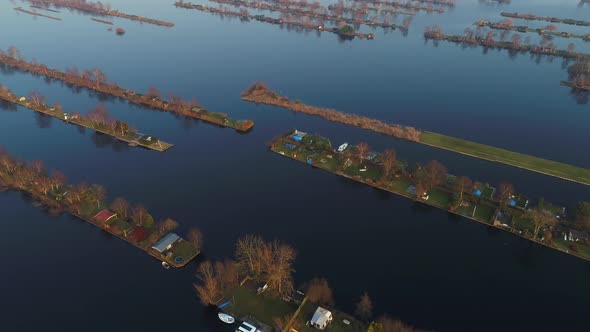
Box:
[359,167,367,172]
[218,312,235,324]
[161,262,170,269]
[337,142,349,152]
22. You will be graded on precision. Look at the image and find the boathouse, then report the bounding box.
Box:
[94,210,117,224]
[151,233,180,253]
[310,307,333,330]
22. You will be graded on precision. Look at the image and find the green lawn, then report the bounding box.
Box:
[420,131,590,185]
[473,204,495,224]
[553,239,590,258]
[223,287,297,327]
[295,301,365,332]
[170,240,198,260]
[427,189,452,208]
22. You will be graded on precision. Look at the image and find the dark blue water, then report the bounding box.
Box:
[1,1,590,331]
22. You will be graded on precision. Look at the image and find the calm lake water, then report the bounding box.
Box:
[1,0,590,331]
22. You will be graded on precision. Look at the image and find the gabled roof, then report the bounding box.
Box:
[151,233,180,253]
[94,210,117,223]
[311,307,332,326]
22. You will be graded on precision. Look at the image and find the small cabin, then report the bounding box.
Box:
[310,307,333,330]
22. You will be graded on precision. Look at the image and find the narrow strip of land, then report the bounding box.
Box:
[0,149,201,268]
[206,0,408,31]
[270,130,590,261]
[30,5,61,13]
[476,20,590,42]
[91,18,114,25]
[175,2,376,39]
[14,6,62,20]
[242,82,590,185]
[28,0,175,27]
[0,48,254,132]
[424,27,590,61]
[350,0,446,13]
[0,85,173,152]
[501,12,590,27]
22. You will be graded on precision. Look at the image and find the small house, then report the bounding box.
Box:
[151,233,180,253]
[494,211,513,228]
[310,307,333,330]
[18,96,26,102]
[94,210,117,224]
[568,229,589,242]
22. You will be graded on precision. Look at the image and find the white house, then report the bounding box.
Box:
[310,307,333,330]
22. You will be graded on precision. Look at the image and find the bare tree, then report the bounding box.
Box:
[235,234,265,275]
[453,176,473,202]
[498,182,514,206]
[194,261,221,306]
[188,227,204,251]
[159,218,179,234]
[356,142,370,164]
[382,149,397,179]
[523,209,557,239]
[131,204,148,225]
[378,315,419,332]
[111,197,129,219]
[265,240,296,297]
[355,292,373,321]
[306,277,334,306]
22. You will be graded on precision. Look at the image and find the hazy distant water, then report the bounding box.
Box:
[1,1,590,331]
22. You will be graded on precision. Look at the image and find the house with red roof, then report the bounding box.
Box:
[94,210,117,224]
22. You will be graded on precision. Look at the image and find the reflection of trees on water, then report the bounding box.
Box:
[91,132,130,152]
[35,112,53,128]
[0,100,18,112]
[570,89,589,105]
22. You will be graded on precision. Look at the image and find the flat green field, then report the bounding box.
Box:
[420,132,590,186]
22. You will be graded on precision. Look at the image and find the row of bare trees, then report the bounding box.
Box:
[0,147,202,251]
[243,82,422,142]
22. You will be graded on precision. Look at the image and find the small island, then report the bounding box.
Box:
[0,148,202,268]
[0,85,173,152]
[269,129,590,261]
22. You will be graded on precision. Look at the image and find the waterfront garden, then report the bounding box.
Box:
[0,147,201,267]
[269,129,590,261]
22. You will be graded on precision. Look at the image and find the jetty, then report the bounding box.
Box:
[14,7,62,20]
[424,27,590,61]
[475,20,590,42]
[91,18,114,25]
[174,1,378,38]
[242,82,590,186]
[27,0,175,27]
[501,12,590,27]
[0,86,173,152]
[0,150,200,268]
[270,130,590,262]
[0,48,254,132]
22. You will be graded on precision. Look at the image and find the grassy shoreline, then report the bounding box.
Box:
[243,83,590,186]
